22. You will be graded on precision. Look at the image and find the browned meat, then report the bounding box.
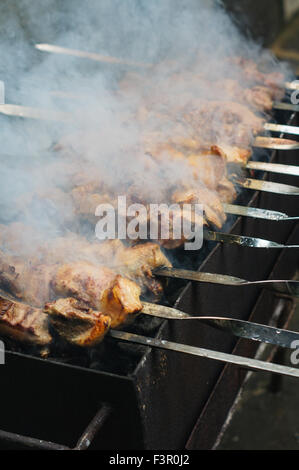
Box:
[0,297,51,345]
[182,100,264,148]
[45,238,171,298]
[0,246,143,328]
[113,242,171,297]
[44,297,111,346]
[211,144,252,164]
[52,262,142,327]
[217,178,237,204]
[186,153,227,191]
[172,187,226,229]
[100,274,142,327]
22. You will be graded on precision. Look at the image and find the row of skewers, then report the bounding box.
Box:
[1,44,299,378]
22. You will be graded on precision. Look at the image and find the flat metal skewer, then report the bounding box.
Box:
[110,330,299,378]
[154,268,299,296]
[35,43,151,68]
[253,136,299,150]
[273,102,299,113]
[141,302,299,348]
[264,123,299,137]
[223,203,299,221]
[0,104,70,122]
[204,229,299,249]
[245,161,299,177]
[237,178,299,195]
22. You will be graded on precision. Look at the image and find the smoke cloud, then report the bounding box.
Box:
[0,0,294,259]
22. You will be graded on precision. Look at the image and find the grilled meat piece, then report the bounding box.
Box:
[146,138,236,205]
[46,238,171,298]
[52,262,142,327]
[0,297,51,345]
[44,297,111,346]
[172,187,226,229]
[113,242,172,297]
[182,100,264,148]
[0,247,142,327]
[211,144,252,164]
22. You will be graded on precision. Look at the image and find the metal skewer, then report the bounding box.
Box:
[34,44,299,97]
[237,178,299,195]
[1,276,299,374]
[253,136,299,150]
[264,123,299,137]
[273,102,299,113]
[204,229,299,249]
[141,302,299,348]
[223,203,299,221]
[110,330,299,378]
[154,268,299,296]
[245,161,299,177]
[0,104,70,122]
[35,43,151,68]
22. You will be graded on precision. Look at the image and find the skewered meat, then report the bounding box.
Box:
[0,221,172,298]
[211,144,251,164]
[0,248,142,328]
[34,235,170,298]
[182,100,264,148]
[229,57,285,99]
[0,296,51,345]
[172,187,226,229]
[52,263,142,327]
[113,241,171,296]
[44,297,111,346]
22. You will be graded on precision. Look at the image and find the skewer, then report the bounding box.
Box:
[3,101,299,149]
[223,203,299,221]
[204,229,299,249]
[141,302,299,348]
[49,90,299,137]
[1,286,295,351]
[245,161,299,177]
[264,123,299,136]
[253,136,299,150]
[1,104,298,156]
[35,43,151,68]
[33,43,299,98]
[154,268,299,296]
[110,330,299,378]
[273,102,299,113]
[237,178,299,195]
[0,104,70,122]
